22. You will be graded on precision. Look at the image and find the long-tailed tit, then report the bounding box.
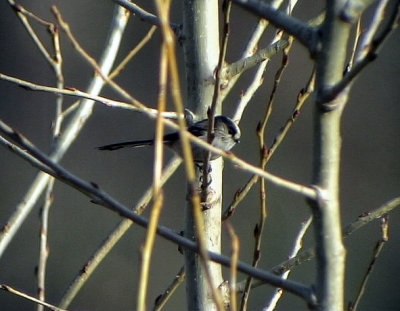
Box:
[97,115,240,162]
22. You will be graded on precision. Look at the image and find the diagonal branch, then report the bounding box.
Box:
[0,119,316,306]
[231,0,317,49]
[112,0,181,35]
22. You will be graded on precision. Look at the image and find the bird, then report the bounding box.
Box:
[97,115,240,162]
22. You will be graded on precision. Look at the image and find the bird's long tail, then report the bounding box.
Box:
[97,139,153,151]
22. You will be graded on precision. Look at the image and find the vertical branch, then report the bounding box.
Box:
[136,38,168,311]
[182,1,225,310]
[201,0,232,196]
[38,22,65,311]
[226,223,239,311]
[311,1,351,310]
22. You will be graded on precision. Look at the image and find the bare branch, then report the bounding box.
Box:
[112,0,181,35]
[0,119,315,305]
[231,0,317,49]
[152,266,185,311]
[349,215,389,311]
[0,284,69,311]
[224,39,289,81]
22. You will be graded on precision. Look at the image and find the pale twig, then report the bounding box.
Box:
[109,25,157,79]
[0,119,315,305]
[0,284,69,311]
[0,73,153,114]
[137,36,169,311]
[264,216,312,311]
[224,39,289,81]
[226,222,240,311]
[7,0,55,64]
[354,0,391,62]
[152,266,185,311]
[38,18,65,311]
[2,5,64,308]
[232,25,287,122]
[349,215,389,311]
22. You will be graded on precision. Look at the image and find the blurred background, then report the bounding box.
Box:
[0,1,399,310]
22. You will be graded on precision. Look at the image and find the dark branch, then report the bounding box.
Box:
[112,0,181,36]
[231,0,317,50]
[0,119,315,305]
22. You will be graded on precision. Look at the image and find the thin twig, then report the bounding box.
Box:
[38,16,65,311]
[224,69,314,221]
[137,37,168,311]
[225,39,289,80]
[0,284,69,311]
[109,25,157,79]
[349,215,389,311]
[264,216,312,311]
[240,7,294,308]
[226,222,240,311]
[7,1,55,64]
[152,266,186,311]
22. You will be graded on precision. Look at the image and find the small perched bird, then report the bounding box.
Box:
[97,115,241,162]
